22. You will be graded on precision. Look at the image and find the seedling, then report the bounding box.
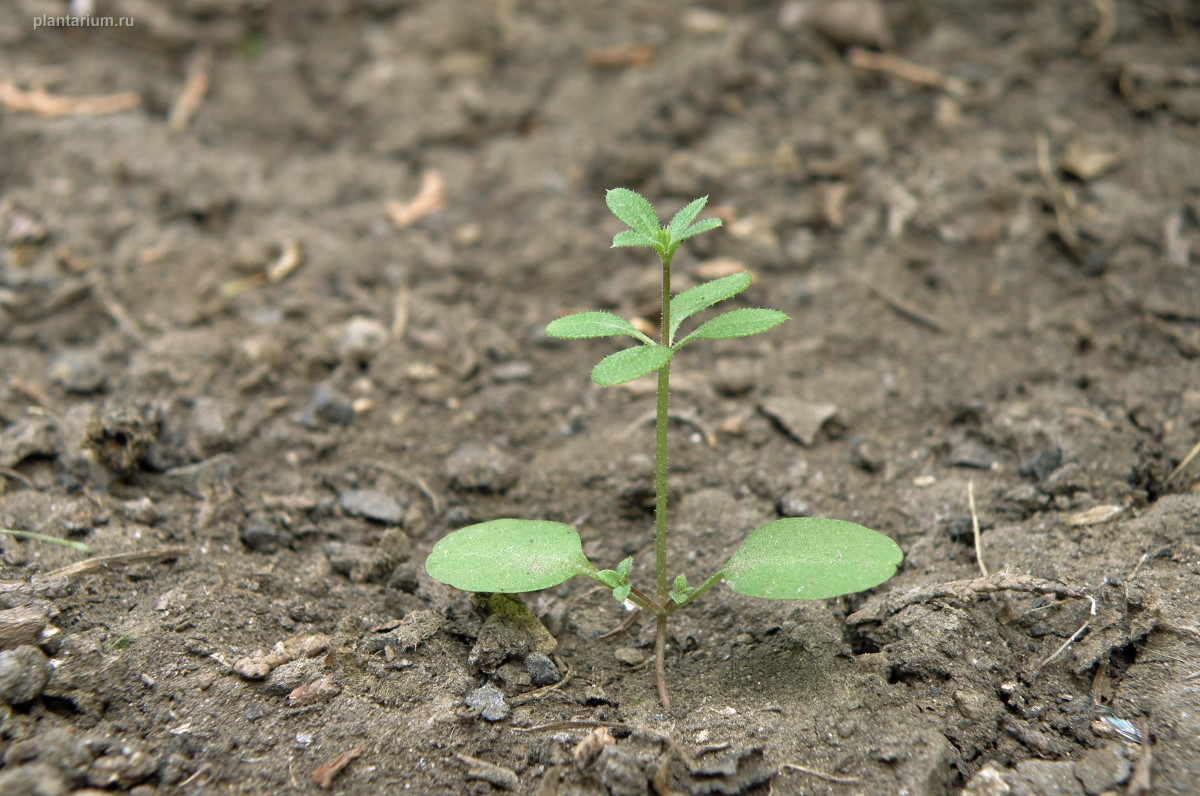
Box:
[426,190,902,709]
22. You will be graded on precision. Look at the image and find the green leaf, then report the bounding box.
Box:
[591,344,672,386]
[546,311,652,343]
[606,188,660,237]
[668,272,752,341]
[612,230,658,249]
[616,556,633,579]
[721,518,903,600]
[595,569,624,589]
[667,196,709,240]
[679,308,788,345]
[426,519,596,593]
[612,584,632,603]
[676,217,722,242]
[669,574,691,604]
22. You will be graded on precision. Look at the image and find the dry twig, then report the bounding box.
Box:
[782,762,861,784]
[1082,0,1118,55]
[847,48,964,95]
[0,82,140,116]
[862,282,947,334]
[968,480,988,577]
[1035,594,1097,672]
[169,48,213,131]
[847,572,1086,625]
[1165,438,1200,485]
[387,171,446,228]
[36,546,190,583]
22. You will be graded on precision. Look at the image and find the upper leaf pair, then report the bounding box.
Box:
[607,188,722,262]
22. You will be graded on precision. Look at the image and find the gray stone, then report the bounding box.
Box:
[339,489,405,524]
[523,653,560,686]
[464,683,509,722]
[759,398,838,447]
[300,384,354,428]
[492,361,533,383]
[261,658,322,697]
[0,763,70,796]
[444,444,518,493]
[334,317,389,362]
[240,515,291,554]
[776,491,811,518]
[0,645,49,705]
[48,349,106,394]
[1073,743,1130,795]
[613,647,646,666]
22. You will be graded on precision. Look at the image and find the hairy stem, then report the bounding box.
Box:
[653,248,673,710]
[655,614,671,711]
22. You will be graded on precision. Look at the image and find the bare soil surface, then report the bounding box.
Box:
[2,1,1199,793]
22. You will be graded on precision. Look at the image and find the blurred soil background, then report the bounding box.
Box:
[1,0,1199,793]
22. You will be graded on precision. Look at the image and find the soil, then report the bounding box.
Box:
[2,1,1199,794]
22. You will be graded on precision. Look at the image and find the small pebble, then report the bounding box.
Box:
[299,384,355,428]
[493,361,533,383]
[444,444,518,493]
[262,658,321,697]
[240,515,292,554]
[776,491,811,518]
[613,647,646,666]
[49,349,107,394]
[0,645,50,704]
[339,489,405,525]
[524,653,561,687]
[1020,447,1063,483]
[335,317,389,362]
[287,676,342,707]
[465,683,510,721]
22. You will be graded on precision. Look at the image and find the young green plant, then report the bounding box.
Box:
[426,189,902,709]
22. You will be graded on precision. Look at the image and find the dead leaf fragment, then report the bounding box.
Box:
[585,43,657,68]
[169,48,213,131]
[1059,137,1125,181]
[1065,505,1123,526]
[0,82,140,117]
[312,747,362,790]
[572,727,616,763]
[387,171,446,228]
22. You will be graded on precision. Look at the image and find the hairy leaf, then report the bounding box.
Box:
[667,196,709,239]
[668,272,752,341]
[595,569,625,589]
[721,518,902,600]
[668,574,691,604]
[546,311,652,343]
[425,519,595,593]
[612,584,632,603]
[606,188,660,237]
[674,216,722,243]
[612,229,658,249]
[591,344,672,386]
[679,308,788,344]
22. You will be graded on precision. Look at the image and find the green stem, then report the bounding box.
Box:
[653,248,673,711]
[654,250,672,607]
[0,529,92,554]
